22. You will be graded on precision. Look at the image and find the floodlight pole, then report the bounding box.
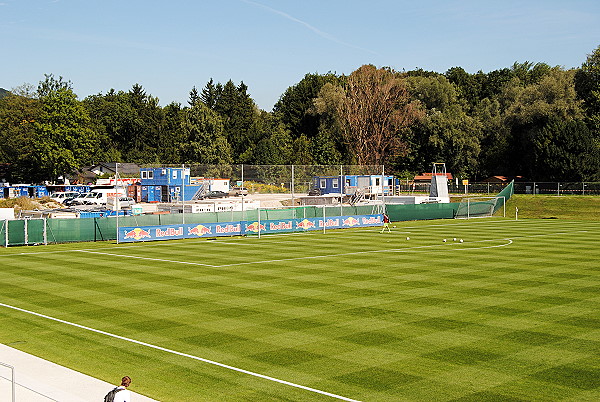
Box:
[323,205,326,234]
[182,164,185,225]
[340,165,343,218]
[382,164,386,215]
[291,164,295,208]
[115,162,119,245]
[258,207,261,239]
[241,164,245,222]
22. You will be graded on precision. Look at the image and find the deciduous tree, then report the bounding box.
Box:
[336,65,421,165]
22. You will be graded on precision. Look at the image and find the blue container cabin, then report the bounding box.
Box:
[312,175,394,196]
[139,167,203,202]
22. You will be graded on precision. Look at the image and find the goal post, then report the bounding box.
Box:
[455,196,505,219]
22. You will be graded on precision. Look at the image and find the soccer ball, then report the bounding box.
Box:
[393,225,396,228]
[460,239,464,243]
[443,239,447,242]
[453,237,457,241]
[406,237,410,240]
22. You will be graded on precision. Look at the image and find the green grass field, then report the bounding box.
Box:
[1,217,599,401]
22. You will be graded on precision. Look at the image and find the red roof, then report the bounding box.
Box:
[413,172,453,182]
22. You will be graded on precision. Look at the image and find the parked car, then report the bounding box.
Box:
[65,192,94,206]
[80,192,105,205]
[203,190,229,199]
[308,188,321,196]
[228,187,248,196]
[49,191,80,204]
[116,196,136,208]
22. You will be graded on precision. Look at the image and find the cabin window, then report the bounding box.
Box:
[320,179,326,188]
[332,179,339,188]
[173,170,178,179]
[375,177,381,186]
[141,171,148,179]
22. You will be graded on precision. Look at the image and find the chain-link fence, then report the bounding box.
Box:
[398,181,600,196]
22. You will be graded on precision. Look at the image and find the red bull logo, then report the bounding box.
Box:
[270,221,292,231]
[188,224,212,236]
[215,224,241,234]
[156,227,184,237]
[123,227,151,240]
[319,218,339,228]
[362,216,382,224]
[296,219,316,230]
[343,217,360,227]
[246,222,265,233]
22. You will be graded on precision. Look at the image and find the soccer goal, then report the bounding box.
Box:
[455,196,505,219]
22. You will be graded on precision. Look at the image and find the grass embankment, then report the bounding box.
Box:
[503,195,600,220]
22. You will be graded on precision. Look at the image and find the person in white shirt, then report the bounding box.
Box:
[113,376,132,402]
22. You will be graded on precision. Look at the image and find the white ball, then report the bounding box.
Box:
[453,237,457,241]
[406,237,410,240]
[460,239,464,243]
[393,225,396,228]
[443,239,447,242]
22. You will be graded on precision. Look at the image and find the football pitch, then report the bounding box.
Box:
[1,218,599,401]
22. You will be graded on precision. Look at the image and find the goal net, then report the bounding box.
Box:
[455,196,505,219]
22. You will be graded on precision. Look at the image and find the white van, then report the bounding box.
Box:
[86,188,127,206]
[66,192,94,206]
[49,191,80,204]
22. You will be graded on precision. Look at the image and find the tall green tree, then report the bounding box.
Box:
[501,69,585,179]
[532,117,599,181]
[33,85,99,182]
[311,82,347,164]
[405,74,481,178]
[180,102,232,164]
[0,93,40,182]
[273,73,341,141]
[575,45,600,132]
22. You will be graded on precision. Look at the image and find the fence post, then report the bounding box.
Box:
[24,219,28,245]
[43,217,47,245]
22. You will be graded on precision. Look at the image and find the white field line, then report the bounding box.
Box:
[217,239,514,268]
[68,238,513,270]
[75,250,220,267]
[0,225,594,260]
[0,302,361,402]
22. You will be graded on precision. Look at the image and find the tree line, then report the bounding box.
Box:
[1,45,599,184]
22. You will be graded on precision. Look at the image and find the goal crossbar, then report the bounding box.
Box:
[455,196,505,219]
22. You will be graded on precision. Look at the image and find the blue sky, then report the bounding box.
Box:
[2,0,599,110]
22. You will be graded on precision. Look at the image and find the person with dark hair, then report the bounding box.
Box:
[104,376,132,402]
[380,213,391,233]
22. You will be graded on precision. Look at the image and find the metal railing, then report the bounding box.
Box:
[0,361,15,402]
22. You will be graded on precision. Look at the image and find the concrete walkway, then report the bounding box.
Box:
[0,344,158,401]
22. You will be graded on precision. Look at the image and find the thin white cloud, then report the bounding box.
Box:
[240,0,378,55]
